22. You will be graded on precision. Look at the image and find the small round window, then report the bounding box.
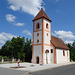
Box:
[37,33,39,36]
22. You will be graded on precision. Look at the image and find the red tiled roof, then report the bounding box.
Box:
[51,36,69,50]
[33,8,52,22]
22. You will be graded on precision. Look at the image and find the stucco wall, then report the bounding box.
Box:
[56,49,70,64]
[34,31,42,44]
[44,45,50,64]
[44,31,50,44]
[33,45,42,64]
[33,18,52,64]
[44,19,51,31]
[67,50,70,62]
[43,46,54,64]
[34,19,42,31]
[44,19,51,42]
[33,19,42,64]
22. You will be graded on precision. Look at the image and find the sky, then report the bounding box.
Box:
[0,0,75,48]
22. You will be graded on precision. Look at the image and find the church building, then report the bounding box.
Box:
[32,8,70,64]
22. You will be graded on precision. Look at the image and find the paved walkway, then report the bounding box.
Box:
[0,62,75,72]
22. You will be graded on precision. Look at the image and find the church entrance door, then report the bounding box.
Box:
[45,50,49,64]
[36,56,39,64]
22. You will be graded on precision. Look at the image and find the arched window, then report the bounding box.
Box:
[63,50,65,56]
[45,50,49,53]
[36,23,40,29]
[46,23,48,29]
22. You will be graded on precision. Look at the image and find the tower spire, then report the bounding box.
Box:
[33,8,52,22]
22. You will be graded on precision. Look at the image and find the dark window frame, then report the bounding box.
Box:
[51,49,53,53]
[37,39,39,43]
[37,33,39,36]
[63,50,65,56]
[36,23,40,29]
[46,23,48,29]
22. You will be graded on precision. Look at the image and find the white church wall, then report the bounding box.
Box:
[56,49,68,64]
[33,45,42,63]
[44,31,50,45]
[34,31,42,44]
[34,19,42,31]
[44,19,51,31]
[67,50,70,62]
[44,45,51,64]
[44,19,51,44]
[50,46,54,64]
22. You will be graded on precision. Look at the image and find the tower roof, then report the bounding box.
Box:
[33,8,52,22]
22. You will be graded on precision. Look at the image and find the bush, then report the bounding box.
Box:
[3,56,9,59]
[0,56,2,60]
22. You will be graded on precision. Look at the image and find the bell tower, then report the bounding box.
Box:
[32,8,52,64]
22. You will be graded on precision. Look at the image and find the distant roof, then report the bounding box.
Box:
[51,36,69,50]
[33,8,52,22]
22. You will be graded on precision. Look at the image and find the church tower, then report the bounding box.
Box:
[32,8,52,64]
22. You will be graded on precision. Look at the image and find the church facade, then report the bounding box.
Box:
[32,8,70,64]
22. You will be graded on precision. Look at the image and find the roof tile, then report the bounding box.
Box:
[33,8,51,22]
[51,36,69,50]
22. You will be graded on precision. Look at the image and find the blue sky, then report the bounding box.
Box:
[0,0,75,48]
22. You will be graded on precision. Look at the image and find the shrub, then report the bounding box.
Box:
[0,56,2,60]
[3,56,9,59]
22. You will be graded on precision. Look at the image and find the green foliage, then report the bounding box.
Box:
[24,38,32,62]
[3,56,8,59]
[67,41,75,61]
[0,56,2,60]
[0,36,32,62]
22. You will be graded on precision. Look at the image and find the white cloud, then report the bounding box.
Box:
[22,30,32,36]
[0,32,17,45]
[15,23,24,26]
[0,40,5,44]
[6,14,16,22]
[52,30,75,44]
[6,14,25,26]
[65,40,74,44]
[7,0,44,16]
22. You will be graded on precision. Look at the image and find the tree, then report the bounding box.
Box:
[67,41,75,61]
[0,40,12,58]
[0,36,32,62]
[24,38,32,62]
[10,36,25,61]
